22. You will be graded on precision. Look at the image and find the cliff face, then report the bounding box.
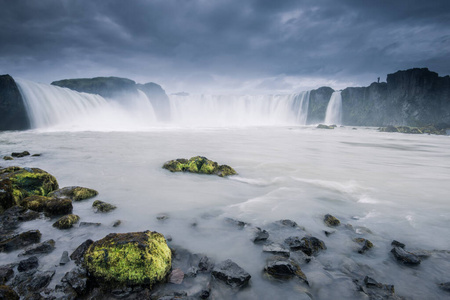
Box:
[341,68,450,126]
[136,83,171,122]
[0,75,30,130]
[307,86,334,124]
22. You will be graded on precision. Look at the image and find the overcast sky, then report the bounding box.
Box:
[1,0,449,94]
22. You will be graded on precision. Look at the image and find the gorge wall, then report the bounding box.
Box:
[0,75,30,130]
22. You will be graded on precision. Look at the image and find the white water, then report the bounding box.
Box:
[324,91,342,125]
[1,127,449,299]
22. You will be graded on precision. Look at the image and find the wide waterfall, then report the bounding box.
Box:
[16,79,313,130]
[324,91,342,125]
[16,79,158,131]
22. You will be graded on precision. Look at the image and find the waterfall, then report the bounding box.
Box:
[324,91,342,125]
[16,79,158,131]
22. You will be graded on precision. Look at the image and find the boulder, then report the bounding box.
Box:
[211,259,251,288]
[48,186,98,201]
[163,156,237,177]
[353,238,373,254]
[61,267,89,296]
[44,198,73,216]
[60,251,70,265]
[252,227,269,243]
[18,239,55,256]
[0,206,39,235]
[92,200,116,213]
[83,231,171,287]
[264,256,308,283]
[0,74,30,131]
[17,256,39,272]
[52,214,80,229]
[391,246,421,265]
[285,236,326,256]
[20,195,51,212]
[0,230,41,252]
[70,239,93,265]
[323,214,340,227]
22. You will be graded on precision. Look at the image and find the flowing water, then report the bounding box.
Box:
[324,91,342,125]
[1,81,450,299]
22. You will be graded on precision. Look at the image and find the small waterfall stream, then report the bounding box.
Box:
[324,91,342,125]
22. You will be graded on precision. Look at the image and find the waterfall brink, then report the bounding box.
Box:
[324,91,342,125]
[16,79,158,131]
[169,91,310,127]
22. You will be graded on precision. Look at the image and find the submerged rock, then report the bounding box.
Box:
[252,227,269,243]
[391,246,421,265]
[168,268,184,284]
[211,259,251,288]
[3,156,13,161]
[0,206,39,235]
[18,239,55,256]
[324,214,340,227]
[84,231,171,287]
[391,240,405,248]
[0,230,41,252]
[354,276,400,300]
[264,256,308,283]
[48,186,98,201]
[11,151,30,158]
[439,282,450,292]
[317,124,335,129]
[163,156,237,177]
[52,214,80,229]
[353,238,373,254]
[92,200,116,213]
[224,217,250,228]
[285,236,326,256]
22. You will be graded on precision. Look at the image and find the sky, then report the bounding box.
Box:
[1,0,449,94]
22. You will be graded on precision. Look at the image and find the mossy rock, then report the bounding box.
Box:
[324,214,340,227]
[0,285,19,300]
[48,186,98,201]
[52,214,80,229]
[45,198,73,216]
[317,124,335,129]
[3,156,13,161]
[0,167,59,212]
[162,156,237,177]
[21,195,52,212]
[92,200,116,213]
[84,231,171,288]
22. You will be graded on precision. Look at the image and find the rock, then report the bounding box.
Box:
[168,268,184,284]
[52,214,80,229]
[317,124,334,129]
[17,256,39,272]
[391,246,421,265]
[112,220,122,227]
[353,238,373,254]
[0,230,41,252]
[25,270,55,291]
[156,213,170,221]
[92,200,116,213]
[391,240,405,248]
[264,256,308,283]
[79,222,101,227]
[3,156,13,161]
[52,282,78,300]
[273,219,302,229]
[20,195,51,212]
[224,217,249,228]
[285,236,326,256]
[0,265,14,284]
[211,259,251,288]
[263,243,290,257]
[410,249,431,259]
[31,154,41,157]
[354,276,400,299]
[18,239,55,256]
[198,255,214,272]
[61,267,89,296]
[48,186,98,201]
[70,239,93,265]
[323,214,340,227]
[0,167,58,212]
[252,227,269,243]
[439,282,450,292]
[84,231,171,287]
[44,198,73,216]
[162,156,237,177]
[324,230,335,237]
[60,251,70,265]
[0,284,20,300]
[11,151,30,158]
[13,270,55,294]
[0,206,39,235]
[0,74,30,131]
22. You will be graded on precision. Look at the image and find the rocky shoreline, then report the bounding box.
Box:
[1,156,449,299]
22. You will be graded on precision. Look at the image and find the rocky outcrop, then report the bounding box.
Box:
[137,82,171,121]
[307,86,334,124]
[163,156,237,177]
[0,75,29,130]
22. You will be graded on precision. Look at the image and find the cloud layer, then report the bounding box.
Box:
[1,0,449,93]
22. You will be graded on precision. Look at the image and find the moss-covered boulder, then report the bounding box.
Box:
[317,124,335,129]
[0,167,59,213]
[53,214,80,229]
[48,186,98,201]
[324,214,340,227]
[92,200,116,213]
[84,231,171,288]
[20,195,50,212]
[162,156,237,177]
[21,195,73,216]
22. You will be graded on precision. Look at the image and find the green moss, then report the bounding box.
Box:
[217,165,237,177]
[21,195,51,212]
[48,186,98,201]
[93,200,117,213]
[52,214,80,229]
[162,156,236,177]
[84,231,171,287]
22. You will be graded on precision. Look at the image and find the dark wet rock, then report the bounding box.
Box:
[0,284,20,300]
[61,267,89,296]
[18,239,55,256]
[84,231,171,287]
[60,251,70,265]
[224,217,249,228]
[285,236,326,256]
[18,256,39,272]
[211,259,251,288]
[44,198,73,216]
[79,221,101,227]
[0,265,14,284]
[317,124,335,129]
[11,151,30,158]
[0,230,41,252]
[391,246,421,265]
[168,268,184,284]
[70,239,93,265]
[185,266,198,277]
[0,206,39,235]
[391,240,405,248]
[26,270,55,291]
[354,238,374,254]
[112,220,122,227]
[262,243,290,257]
[439,282,450,292]
[199,289,210,299]
[157,213,170,221]
[3,156,13,161]
[31,154,41,157]
[324,230,335,237]
[163,156,237,177]
[264,256,308,283]
[252,227,269,243]
[48,186,98,201]
[275,219,299,228]
[92,200,116,213]
[52,214,80,229]
[324,214,340,227]
[52,282,78,300]
[354,276,400,299]
[198,255,214,272]
[13,270,55,295]
[0,167,59,212]
[165,235,173,242]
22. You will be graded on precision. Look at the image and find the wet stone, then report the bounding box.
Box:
[285,236,326,256]
[252,227,269,243]
[224,217,249,228]
[79,222,101,227]
[18,256,39,272]
[61,267,88,296]
[0,230,41,252]
[353,238,373,254]
[3,156,13,161]
[70,239,93,265]
[18,239,55,256]
[0,285,19,300]
[439,282,450,292]
[168,268,184,284]
[263,243,290,257]
[324,214,340,227]
[391,246,421,265]
[0,265,14,284]
[60,251,70,265]
[264,255,308,283]
[11,151,30,158]
[211,259,251,288]
[391,240,405,248]
[112,220,122,227]
[92,200,116,213]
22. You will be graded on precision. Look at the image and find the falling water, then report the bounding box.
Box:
[324,91,342,125]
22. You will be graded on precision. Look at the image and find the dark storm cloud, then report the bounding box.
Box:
[0,0,449,92]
